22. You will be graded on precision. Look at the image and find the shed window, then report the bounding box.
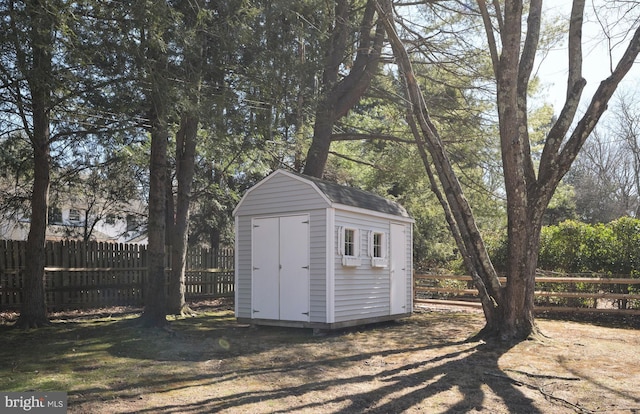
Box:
[344,228,356,256]
[373,232,383,258]
[369,231,388,268]
[339,227,361,267]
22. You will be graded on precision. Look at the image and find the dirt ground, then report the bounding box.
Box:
[3,302,639,413]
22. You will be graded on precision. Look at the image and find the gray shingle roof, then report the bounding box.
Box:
[288,171,411,218]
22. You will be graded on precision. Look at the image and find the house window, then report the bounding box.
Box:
[68,209,81,222]
[126,214,139,232]
[48,206,62,224]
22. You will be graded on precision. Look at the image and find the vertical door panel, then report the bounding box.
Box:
[279,215,310,321]
[252,217,280,319]
[390,223,407,314]
[252,215,310,322]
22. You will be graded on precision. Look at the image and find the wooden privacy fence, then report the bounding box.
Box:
[415,272,640,315]
[0,240,234,311]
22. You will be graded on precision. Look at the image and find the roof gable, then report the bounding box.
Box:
[284,170,411,218]
[234,169,412,219]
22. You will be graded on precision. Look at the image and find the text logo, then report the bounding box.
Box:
[1,392,67,413]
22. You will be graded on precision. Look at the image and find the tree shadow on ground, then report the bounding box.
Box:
[78,314,542,413]
[559,357,640,406]
[1,306,550,413]
[127,341,539,414]
[5,306,636,412]
[332,340,537,414]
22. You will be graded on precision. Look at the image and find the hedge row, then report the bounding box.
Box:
[538,217,640,275]
[482,217,640,309]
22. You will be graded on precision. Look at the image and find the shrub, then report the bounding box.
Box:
[538,219,625,273]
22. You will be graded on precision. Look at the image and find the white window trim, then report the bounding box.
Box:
[369,230,388,268]
[339,226,361,267]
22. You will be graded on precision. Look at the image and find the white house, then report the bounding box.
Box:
[233,169,414,329]
[0,203,147,243]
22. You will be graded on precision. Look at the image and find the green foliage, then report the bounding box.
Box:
[484,218,640,309]
[544,182,577,225]
[538,218,640,275]
[607,217,640,275]
[482,229,509,273]
[0,134,33,215]
[485,217,640,279]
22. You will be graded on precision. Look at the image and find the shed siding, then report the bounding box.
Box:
[333,211,396,322]
[234,173,330,216]
[308,210,327,322]
[235,216,253,319]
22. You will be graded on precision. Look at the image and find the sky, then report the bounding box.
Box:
[535,1,640,117]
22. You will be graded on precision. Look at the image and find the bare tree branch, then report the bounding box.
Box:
[376,0,502,319]
[477,0,499,78]
[553,24,640,186]
[330,132,414,143]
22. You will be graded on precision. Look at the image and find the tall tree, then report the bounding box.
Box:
[1,0,148,328]
[2,0,60,328]
[167,115,198,315]
[166,0,269,314]
[165,0,207,315]
[378,0,640,340]
[302,0,385,177]
[186,0,328,248]
[137,0,173,327]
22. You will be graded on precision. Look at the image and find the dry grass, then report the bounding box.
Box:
[1,302,639,413]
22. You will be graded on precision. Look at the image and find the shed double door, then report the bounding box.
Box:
[252,215,310,321]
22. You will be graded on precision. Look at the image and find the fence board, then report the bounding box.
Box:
[0,240,234,311]
[414,273,640,285]
[415,272,640,315]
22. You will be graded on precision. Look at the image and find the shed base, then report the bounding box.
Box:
[236,313,412,330]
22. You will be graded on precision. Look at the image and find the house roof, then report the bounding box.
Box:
[285,170,411,218]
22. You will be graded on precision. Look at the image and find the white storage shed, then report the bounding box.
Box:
[233,169,414,329]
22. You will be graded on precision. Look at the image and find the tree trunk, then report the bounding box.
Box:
[166,1,205,315]
[14,0,55,329]
[304,104,336,177]
[167,114,198,315]
[303,0,384,178]
[377,0,505,335]
[379,0,640,342]
[141,108,169,327]
[16,134,50,329]
[499,213,542,339]
[492,0,540,340]
[139,1,171,327]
